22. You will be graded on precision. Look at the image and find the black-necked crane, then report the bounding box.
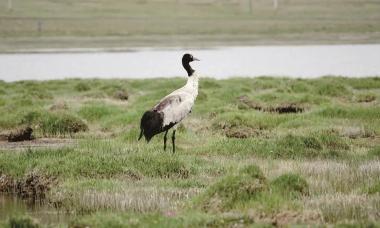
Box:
[138,53,200,153]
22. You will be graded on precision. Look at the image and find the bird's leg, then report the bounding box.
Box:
[171,130,176,154]
[163,130,168,151]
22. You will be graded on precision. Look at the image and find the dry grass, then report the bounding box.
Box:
[243,157,380,223]
[256,159,380,194]
[54,187,201,213]
[306,193,380,223]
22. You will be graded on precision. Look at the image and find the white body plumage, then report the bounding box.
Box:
[155,72,199,128]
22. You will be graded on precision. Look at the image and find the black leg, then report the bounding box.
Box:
[171,130,176,154]
[163,130,168,151]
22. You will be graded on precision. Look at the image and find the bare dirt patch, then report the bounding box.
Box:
[0,134,7,141]
[356,94,376,103]
[271,210,322,226]
[338,126,375,139]
[113,90,129,101]
[238,96,305,114]
[0,138,75,150]
[49,100,68,111]
[0,127,35,142]
[225,126,260,139]
[238,95,263,111]
[7,127,34,142]
[266,104,304,114]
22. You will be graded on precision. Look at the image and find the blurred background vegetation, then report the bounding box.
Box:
[1,0,380,50]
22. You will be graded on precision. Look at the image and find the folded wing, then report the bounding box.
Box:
[153,93,194,128]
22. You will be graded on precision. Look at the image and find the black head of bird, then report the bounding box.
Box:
[182,53,200,77]
[182,53,200,63]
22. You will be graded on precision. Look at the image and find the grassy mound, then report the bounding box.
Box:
[240,165,266,181]
[271,173,309,198]
[40,113,88,136]
[75,82,91,92]
[22,111,88,136]
[194,166,310,213]
[195,165,267,211]
[313,82,350,97]
[272,131,349,159]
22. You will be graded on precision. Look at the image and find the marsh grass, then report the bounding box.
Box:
[53,187,201,214]
[0,77,379,226]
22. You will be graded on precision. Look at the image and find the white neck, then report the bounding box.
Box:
[185,72,199,97]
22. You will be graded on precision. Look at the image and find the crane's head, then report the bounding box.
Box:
[182,53,200,77]
[182,53,200,64]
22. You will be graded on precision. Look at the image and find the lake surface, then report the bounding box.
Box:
[0,44,379,82]
[0,194,70,225]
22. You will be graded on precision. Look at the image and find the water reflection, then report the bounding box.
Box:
[0,194,70,225]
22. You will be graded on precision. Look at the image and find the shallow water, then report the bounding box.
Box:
[0,44,379,82]
[0,194,70,225]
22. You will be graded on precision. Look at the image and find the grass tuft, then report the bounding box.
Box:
[263,131,347,159]
[21,111,88,136]
[7,216,39,228]
[240,165,266,181]
[367,146,380,158]
[314,81,350,97]
[40,113,88,136]
[271,173,309,198]
[195,165,267,211]
[365,182,380,195]
[75,82,91,92]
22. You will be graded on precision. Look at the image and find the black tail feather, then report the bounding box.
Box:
[139,110,164,142]
[138,129,143,141]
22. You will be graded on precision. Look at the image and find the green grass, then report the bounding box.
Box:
[0,77,380,226]
[1,0,380,51]
[78,102,124,122]
[5,216,39,228]
[365,182,380,195]
[20,110,88,136]
[271,173,309,198]
[194,165,268,212]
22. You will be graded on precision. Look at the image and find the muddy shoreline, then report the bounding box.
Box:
[0,138,76,150]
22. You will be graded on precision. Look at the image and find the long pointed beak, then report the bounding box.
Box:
[193,57,200,61]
